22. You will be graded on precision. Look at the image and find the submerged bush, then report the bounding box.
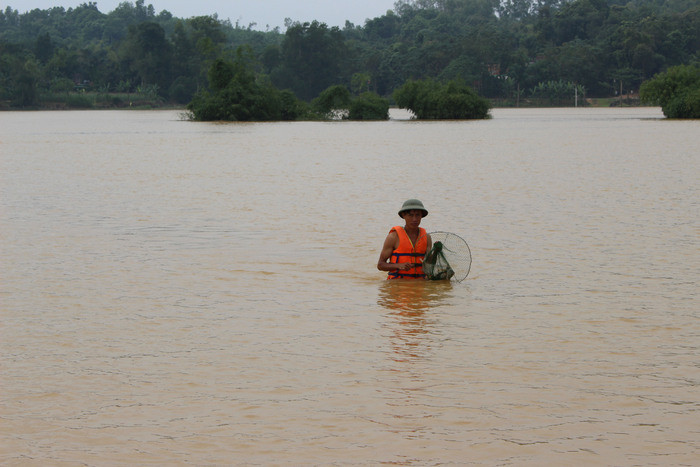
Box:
[393,79,491,119]
[187,48,391,122]
[310,85,389,120]
[311,85,352,117]
[348,92,390,120]
[640,65,700,118]
[187,53,308,121]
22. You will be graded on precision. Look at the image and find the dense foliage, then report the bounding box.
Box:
[640,64,700,118]
[348,92,391,120]
[310,84,390,120]
[0,1,282,107]
[311,85,352,117]
[186,51,307,121]
[270,21,348,101]
[394,79,491,118]
[1,0,698,111]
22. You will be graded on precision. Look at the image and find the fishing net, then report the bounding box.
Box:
[422,231,472,282]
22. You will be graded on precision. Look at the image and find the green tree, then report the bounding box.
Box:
[350,72,372,94]
[394,78,491,119]
[168,20,198,102]
[311,84,352,116]
[275,21,348,100]
[309,84,389,120]
[189,15,226,60]
[1,0,699,108]
[187,49,308,121]
[348,92,390,120]
[121,21,173,92]
[12,56,40,106]
[35,32,54,63]
[640,64,700,118]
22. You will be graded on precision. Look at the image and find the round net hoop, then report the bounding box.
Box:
[423,231,472,282]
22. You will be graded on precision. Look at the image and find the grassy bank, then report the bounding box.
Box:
[490,96,644,108]
[0,91,183,111]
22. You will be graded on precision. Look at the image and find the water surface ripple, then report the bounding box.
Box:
[1,108,698,465]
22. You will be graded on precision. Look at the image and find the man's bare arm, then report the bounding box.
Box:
[377,231,412,272]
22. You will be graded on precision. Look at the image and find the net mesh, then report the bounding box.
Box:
[422,231,472,282]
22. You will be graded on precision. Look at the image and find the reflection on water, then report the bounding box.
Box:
[377,278,454,312]
[1,108,698,465]
[378,280,455,362]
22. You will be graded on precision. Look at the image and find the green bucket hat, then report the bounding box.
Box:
[398,199,428,218]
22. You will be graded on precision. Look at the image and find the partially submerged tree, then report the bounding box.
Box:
[348,92,389,120]
[311,84,351,118]
[311,84,389,120]
[187,48,308,121]
[312,85,389,120]
[394,79,491,119]
[640,65,700,119]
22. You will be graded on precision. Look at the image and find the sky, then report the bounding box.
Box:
[7,1,399,30]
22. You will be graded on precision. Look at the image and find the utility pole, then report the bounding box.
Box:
[620,80,623,106]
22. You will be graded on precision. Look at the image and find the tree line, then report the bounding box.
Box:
[1,0,698,109]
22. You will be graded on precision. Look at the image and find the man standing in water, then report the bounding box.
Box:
[377,199,432,279]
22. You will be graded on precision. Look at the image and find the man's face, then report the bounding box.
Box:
[402,210,423,228]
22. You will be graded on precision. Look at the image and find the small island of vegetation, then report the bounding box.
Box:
[640,65,700,119]
[186,50,491,121]
[186,52,396,121]
[394,79,491,119]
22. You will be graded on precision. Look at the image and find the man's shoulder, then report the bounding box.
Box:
[384,229,401,249]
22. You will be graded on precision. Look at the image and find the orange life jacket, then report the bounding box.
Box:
[387,226,428,279]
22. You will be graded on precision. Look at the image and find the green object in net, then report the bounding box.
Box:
[422,232,472,282]
[422,241,455,281]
